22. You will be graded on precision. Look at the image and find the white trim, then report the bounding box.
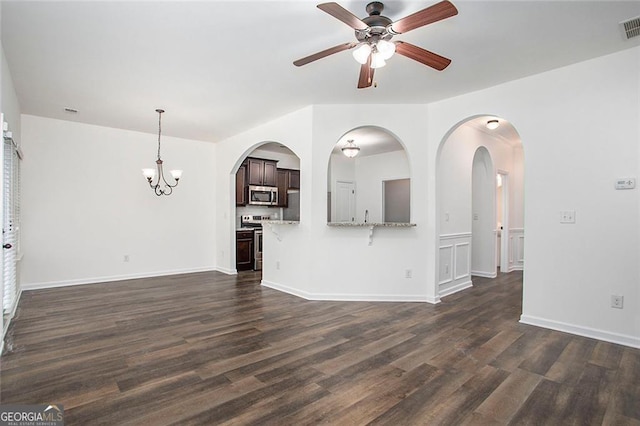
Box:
[21,266,218,291]
[520,314,640,349]
[471,270,497,278]
[439,232,472,240]
[215,266,237,275]
[439,280,473,298]
[454,242,470,280]
[510,227,524,232]
[509,265,524,272]
[438,244,454,285]
[261,280,436,303]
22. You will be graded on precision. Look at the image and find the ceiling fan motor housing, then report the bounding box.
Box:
[357,2,393,42]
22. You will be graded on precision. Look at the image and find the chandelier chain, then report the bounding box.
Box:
[157,110,162,160]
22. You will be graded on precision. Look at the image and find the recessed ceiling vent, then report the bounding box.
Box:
[621,16,640,39]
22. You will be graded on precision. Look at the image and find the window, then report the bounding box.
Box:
[2,122,21,319]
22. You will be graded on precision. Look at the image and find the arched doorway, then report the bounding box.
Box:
[436,115,524,299]
[230,141,301,274]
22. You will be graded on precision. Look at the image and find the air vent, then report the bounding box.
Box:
[621,16,640,39]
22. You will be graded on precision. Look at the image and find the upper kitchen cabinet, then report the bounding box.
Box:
[236,165,247,206]
[247,157,278,187]
[289,169,300,190]
[276,168,301,207]
[277,169,289,207]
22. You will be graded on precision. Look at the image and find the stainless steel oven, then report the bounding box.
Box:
[248,185,278,206]
[240,215,269,271]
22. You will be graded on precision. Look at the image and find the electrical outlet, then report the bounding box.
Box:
[611,295,624,309]
[405,269,412,278]
[123,255,130,262]
[560,210,576,224]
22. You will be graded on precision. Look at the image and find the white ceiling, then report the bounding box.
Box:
[2,1,639,143]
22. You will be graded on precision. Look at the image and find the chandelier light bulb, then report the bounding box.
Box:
[376,40,396,60]
[352,43,372,65]
[142,168,156,180]
[170,169,183,180]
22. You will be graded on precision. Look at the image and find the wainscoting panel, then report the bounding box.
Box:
[510,228,524,271]
[439,233,472,298]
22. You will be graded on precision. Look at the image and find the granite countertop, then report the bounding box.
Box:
[327,222,416,227]
[261,220,300,225]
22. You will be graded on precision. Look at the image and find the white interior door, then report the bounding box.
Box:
[335,181,355,222]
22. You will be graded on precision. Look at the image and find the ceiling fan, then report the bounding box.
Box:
[293,1,458,89]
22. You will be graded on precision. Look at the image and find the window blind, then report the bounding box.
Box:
[2,132,21,316]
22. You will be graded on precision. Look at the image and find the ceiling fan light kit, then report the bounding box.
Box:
[294,1,458,88]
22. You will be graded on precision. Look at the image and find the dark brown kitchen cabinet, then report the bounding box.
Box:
[236,230,254,271]
[236,165,246,206]
[289,169,300,189]
[277,169,289,207]
[247,158,277,187]
[275,168,301,207]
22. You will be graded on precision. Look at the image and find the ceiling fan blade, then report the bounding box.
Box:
[293,42,356,67]
[357,57,374,89]
[395,41,451,71]
[389,0,458,35]
[317,2,369,30]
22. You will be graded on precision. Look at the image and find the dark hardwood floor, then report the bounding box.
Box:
[1,271,638,425]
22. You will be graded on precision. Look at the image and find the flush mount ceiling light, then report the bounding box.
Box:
[341,139,361,158]
[142,109,183,196]
[486,119,500,130]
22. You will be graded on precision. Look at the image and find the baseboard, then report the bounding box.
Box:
[471,270,497,279]
[21,266,219,291]
[261,280,432,303]
[520,314,640,349]
[215,266,237,275]
[509,265,524,272]
[439,280,473,299]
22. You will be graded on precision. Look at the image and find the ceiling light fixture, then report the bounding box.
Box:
[486,119,500,130]
[341,139,361,158]
[142,109,182,196]
[352,40,396,68]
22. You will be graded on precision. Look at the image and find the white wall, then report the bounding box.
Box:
[1,47,20,144]
[20,115,217,288]
[354,150,410,223]
[428,47,640,347]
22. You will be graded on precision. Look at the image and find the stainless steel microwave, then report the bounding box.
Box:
[248,185,278,206]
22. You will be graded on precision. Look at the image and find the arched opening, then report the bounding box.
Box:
[230,141,301,274]
[327,126,411,224]
[436,115,524,299]
[471,146,496,277]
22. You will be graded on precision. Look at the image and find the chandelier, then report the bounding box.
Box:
[342,139,361,158]
[142,109,182,196]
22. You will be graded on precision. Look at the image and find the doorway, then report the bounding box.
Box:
[497,171,509,273]
[335,181,355,223]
